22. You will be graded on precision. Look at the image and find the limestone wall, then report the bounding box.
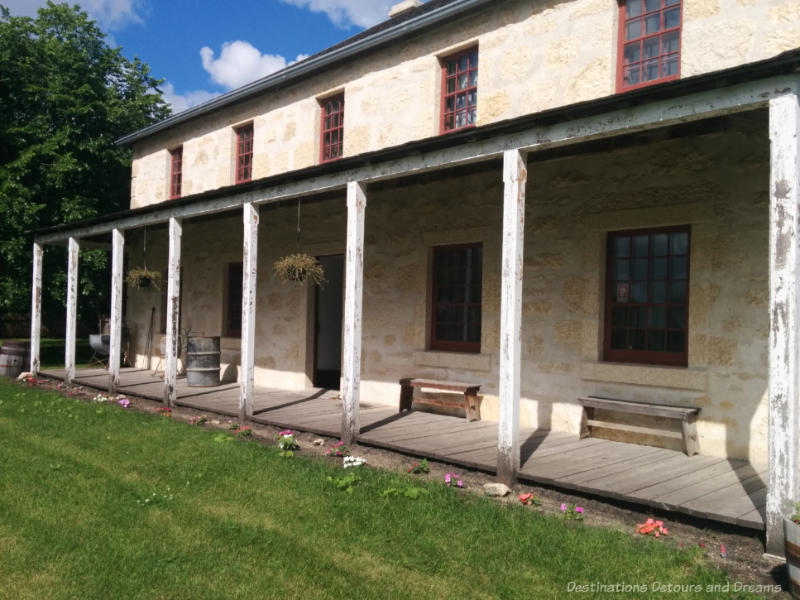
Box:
[125,117,771,464]
[129,0,797,209]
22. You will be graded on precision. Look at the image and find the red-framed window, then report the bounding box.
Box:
[169,146,182,199]
[235,123,253,184]
[604,226,690,366]
[226,262,243,337]
[431,243,482,353]
[617,0,682,92]
[320,93,344,163]
[441,47,478,133]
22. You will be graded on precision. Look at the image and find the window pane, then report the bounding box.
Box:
[644,0,661,11]
[612,307,627,327]
[447,61,456,75]
[446,97,455,111]
[633,235,649,256]
[458,73,468,90]
[668,307,686,330]
[468,90,477,107]
[626,18,641,40]
[644,58,660,81]
[615,282,630,302]
[614,236,630,258]
[648,330,665,351]
[631,282,647,303]
[611,329,627,349]
[632,258,648,281]
[615,259,629,281]
[650,306,666,328]
[664,6,680,28]
[624,42,641,64]
[662,54,679,77]
[469,51,478,66]
[624,64,640,86]
[645,13,661,34]
[468,108,476,125]
[458,55,468,71]
[627,0,642,17]
[670,232,689,254]
[650,281,666,302]
[630,330,646,350]
[667,330,685,352]
[456,92,466,108]
[643,36,660,58]
[447,78,456,93]
[652,234,668,256]
[652,258,667,280]
[670,256,688,279]
[662,30,679,53]
[670,280,687,302]
[631,306,648,328]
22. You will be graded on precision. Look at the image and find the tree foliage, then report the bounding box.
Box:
[0,2,170,327]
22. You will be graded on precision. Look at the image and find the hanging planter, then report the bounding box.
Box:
[273,253,325,286]
[125,267,161,290]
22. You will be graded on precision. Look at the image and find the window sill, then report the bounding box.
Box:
[580,361,707,391]
[413,350,492,372]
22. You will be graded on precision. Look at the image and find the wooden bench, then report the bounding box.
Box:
[577,396,700,456]
[399,378,482,422]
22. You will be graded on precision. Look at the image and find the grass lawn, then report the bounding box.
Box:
[0,338,93,370]
[0,377,761,599]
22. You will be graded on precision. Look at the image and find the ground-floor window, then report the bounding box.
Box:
[226,262,243,338]
[604,226,690,366]
[430,243,482,353]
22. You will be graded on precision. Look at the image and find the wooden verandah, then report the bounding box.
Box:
[43,366,767,532]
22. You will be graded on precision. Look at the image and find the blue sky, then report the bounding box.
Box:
[4,0,407,112]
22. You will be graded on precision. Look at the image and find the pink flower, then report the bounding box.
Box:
[575,507,584,514]
[444,474,451,484]
[560,503,567,511]
[457,480,463,487]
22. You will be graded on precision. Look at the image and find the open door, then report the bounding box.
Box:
[313,254,344,389]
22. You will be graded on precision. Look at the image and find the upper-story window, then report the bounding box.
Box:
[235,123,253,184]
[169,146,182,199]
[441,47,478,133]
[618,0,681,91]
[320,93,344,163]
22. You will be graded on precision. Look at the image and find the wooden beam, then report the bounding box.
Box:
[497,149,527,485]
[65,237,79,384]
[108,228,124,392]
[239,203,259,422]
[164,217,182,407]
[30,242,43,374]
[341,181,366,445]
[766,92,800,556]
[34,75,796,246]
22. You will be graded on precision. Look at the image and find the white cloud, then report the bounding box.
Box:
[200,40,308,91]
[280,0,398,29]
[3,0,145,31]
[160,82,220,114]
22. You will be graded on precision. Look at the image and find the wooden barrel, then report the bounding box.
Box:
[186,336,220,387]
[0,341,29,378]
[786,519,800,598]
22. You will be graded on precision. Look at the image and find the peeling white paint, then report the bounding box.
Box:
[239,203,259,421]
[766,92,800,555]
[342,181,366,445]
[65,237,79,384]
[30,242,42,374]
[497,149,527,484]
[108,228,124,391]
[164,217,182,406]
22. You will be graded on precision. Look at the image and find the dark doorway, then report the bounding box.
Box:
[314,254,344,389]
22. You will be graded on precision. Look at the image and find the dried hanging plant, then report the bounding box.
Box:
[273,253,325,286]
[125,267,161,290]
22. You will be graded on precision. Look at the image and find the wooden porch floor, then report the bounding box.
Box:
[42,367,767,531]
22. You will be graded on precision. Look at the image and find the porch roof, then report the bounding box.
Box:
[32,48,800,245]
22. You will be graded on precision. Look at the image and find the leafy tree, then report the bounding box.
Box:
[0,2,170,330]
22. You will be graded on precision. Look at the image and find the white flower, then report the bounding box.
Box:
[343,456,366,468]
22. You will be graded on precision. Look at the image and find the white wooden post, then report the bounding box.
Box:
[239,203,259,422]
[108,228,124,392]
[65,237,79,384]
[164,217,182,407]
[341,181,366,446]
[30,242,43,374]
[766,92,800,556]
[497,149,527,486]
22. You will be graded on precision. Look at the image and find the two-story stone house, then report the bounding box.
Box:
[31,0,800,552]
